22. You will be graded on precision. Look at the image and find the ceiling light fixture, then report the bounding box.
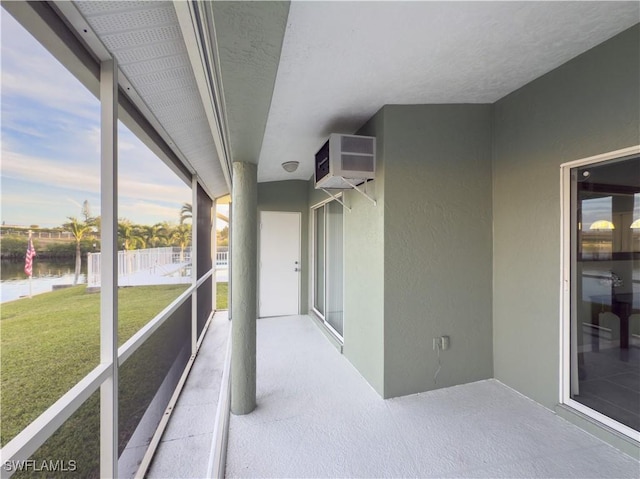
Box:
[282,161,299,173]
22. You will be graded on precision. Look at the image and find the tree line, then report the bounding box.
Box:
[1,202,228,260]
[1,201,192,259]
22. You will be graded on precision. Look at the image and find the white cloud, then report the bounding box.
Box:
[3,148,189,204]
[0,192,84,227]
[0,11,191,227]
[66,197,83,210]
[119,139,137,152]
[2,152,92,190]
[118,200,183,225]
[1,13,99,123]
[119,177,190,205]
[2,150,101,194]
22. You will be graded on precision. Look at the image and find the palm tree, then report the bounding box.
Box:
[62,217,92,285]
[170,224,192,262]
[118,221,143,250]
[141,223,167,248]
[217,225,229,246]
[181,202,230,224]
[180,203,192,225]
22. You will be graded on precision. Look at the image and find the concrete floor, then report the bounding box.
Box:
[225,315,639,478]
[147,311,230,479]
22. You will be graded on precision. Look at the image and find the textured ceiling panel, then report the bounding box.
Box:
[133,66,194,86]
[75,0,227,198]
[134,76,195,97]
[254,1,639,183]
[112,42,185,65]
[101,25,183,51]
[73,1,152,16]
[147,93,202,115]
[121,54,189,76]
[83,5,176,32]
[170,122,211,139]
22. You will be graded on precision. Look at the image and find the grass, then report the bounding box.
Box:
[1,284,186,445]
[1,281,228,448]
[217,281,228,310]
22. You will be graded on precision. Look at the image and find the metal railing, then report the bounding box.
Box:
[87,247,192,288]
[216,251,228,267]
[86,247,227,287]
[0,229,74,240]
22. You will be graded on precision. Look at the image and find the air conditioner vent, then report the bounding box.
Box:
[341,135,374,155]
[341,154,374,172]
[315,134,376,190]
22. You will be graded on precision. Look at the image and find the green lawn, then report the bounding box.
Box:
[1,281,228,447]
[216,281,228,310]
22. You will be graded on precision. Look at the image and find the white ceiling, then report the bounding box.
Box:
[56,1,639,192]
[255,1,640,183]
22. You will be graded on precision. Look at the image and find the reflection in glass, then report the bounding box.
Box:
[571,156,640,432]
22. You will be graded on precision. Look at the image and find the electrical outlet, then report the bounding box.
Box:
[433,336,450,351]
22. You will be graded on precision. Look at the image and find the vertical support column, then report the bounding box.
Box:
[212,198,217,310]
[228,202,233,319]
[231,162,257,415]
[192,176,199,353]
[100,58,118,478]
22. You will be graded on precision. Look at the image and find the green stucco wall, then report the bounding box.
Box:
[258,180,310,313]
[492,25,640,410]
[308,105,494,398]
[302,27,639,447]
[344,110,386,395]
[382,105,494,398]
[306,109,387,395]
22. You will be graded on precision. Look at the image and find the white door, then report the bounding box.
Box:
[259,211,301,317]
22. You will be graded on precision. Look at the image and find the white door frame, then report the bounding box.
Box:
[310,194,345,341]
[559,145,640,441]
[258,211,301,317]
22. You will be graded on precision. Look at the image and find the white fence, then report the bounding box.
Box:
[87,247,192,288]
[216,250,228,267]
[87,247,228,287]
[0,229,74,239]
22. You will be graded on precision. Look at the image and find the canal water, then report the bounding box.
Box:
[1,259,86,303]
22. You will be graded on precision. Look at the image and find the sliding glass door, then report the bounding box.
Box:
[325,201,344,335]
[312,199,344,338]
[314,205,326,315]
[565,151,639,436]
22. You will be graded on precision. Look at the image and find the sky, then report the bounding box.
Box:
[1,11,192,228]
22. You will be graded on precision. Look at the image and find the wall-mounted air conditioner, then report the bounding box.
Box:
[314,134,376,189]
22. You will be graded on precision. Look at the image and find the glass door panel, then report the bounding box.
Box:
[570,156,640,431]
[314,205,325,315]
[312,199,344,339]
[326,200,344,336]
